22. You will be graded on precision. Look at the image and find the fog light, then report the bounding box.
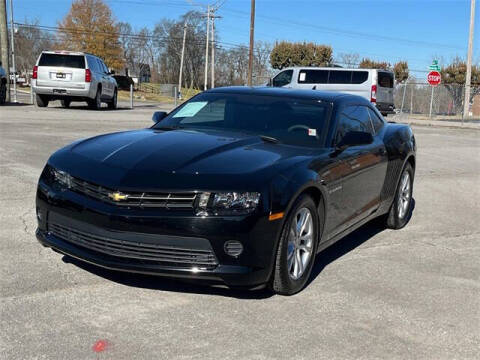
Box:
[224,240,243,257]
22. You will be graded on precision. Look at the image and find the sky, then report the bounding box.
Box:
[9,0,479,78]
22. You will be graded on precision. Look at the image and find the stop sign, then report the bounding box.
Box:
[427,71,441,86]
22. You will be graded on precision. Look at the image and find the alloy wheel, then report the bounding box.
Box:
[397,171,411,219]
[287,207,314,280]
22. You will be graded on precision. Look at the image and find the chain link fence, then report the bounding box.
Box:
[394,82,479,120]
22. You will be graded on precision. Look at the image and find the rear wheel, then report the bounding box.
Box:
[88,87,102,110]
[107,89,117,110]
[36,94,49,108]
[0,82,6,104]
[270,195,320,295]
[61,99,71,108]
[386,163,414,229]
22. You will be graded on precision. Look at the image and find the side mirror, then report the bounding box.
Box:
[152,111,168,124]
[338,131,373,149]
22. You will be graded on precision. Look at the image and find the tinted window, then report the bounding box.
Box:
[272,70,293,87]
[38,54,85,68]
[335,105,373,145]
[368,108,384,133]
[298,70,328,84]
[328,70,352,84]
[378,71,394,88]
[158,93,331,147]
[352,71,369,84]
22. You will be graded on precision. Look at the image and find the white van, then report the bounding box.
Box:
[270,67,395,115]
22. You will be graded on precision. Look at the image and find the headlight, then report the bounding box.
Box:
[196,192,260,216]
[49,167,72,188]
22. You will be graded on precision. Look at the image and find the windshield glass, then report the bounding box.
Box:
[156,92,331,147]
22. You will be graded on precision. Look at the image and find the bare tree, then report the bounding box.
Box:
[337,52,360,68]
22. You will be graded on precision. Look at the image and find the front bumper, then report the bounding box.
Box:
[36,182,281,287]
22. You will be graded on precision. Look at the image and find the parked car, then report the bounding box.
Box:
[32,51,117,109]
[35,87,416,295]
[0,61,6,104]
[269,67,395,116]
[112,75,134,91]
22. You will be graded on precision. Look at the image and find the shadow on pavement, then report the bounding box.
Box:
[63,198,415,299]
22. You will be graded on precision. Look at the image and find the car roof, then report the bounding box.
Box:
[206,86,371,105]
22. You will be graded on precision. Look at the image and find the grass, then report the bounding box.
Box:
[118,85,201,104]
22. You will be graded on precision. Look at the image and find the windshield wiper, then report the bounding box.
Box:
[259,135,280,144]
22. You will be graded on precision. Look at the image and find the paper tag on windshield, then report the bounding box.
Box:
[308,128,317,137]
[173,101,208,118]
[299,72,306,82]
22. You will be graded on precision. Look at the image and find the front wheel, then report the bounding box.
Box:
[270,195,320,295]
[386,162,414,229]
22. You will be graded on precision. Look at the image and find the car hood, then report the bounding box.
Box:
[49,128,316,191]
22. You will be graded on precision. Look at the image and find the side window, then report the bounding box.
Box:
[98,59,107,74]
[378,71,394,88]
[87,56,97,72]
[351,71,369,84]
[328,70,352,84]
[298,70,328,84]
[272,70,293,87]
[335,105,373,145]
[368,108,384,133]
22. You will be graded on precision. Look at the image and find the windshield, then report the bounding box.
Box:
[156,93,331,147]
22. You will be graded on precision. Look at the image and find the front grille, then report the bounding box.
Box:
[49,222,218,269]
[69,176,197,209]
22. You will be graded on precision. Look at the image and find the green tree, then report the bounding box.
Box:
[270,41,333,70]
[57,0,124,70]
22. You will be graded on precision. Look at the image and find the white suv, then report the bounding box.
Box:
[32,51,117,110]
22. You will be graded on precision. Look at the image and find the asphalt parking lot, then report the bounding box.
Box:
[1,100,479,359]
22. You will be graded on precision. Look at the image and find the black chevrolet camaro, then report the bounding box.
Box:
[36,87,416,295]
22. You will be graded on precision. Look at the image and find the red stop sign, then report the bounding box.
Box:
[427,71,441,86]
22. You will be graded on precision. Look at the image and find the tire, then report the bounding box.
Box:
[270,194,320,295]
[386,162,414,229]
[61,99,71,108]
[88,87,102,110]
[0,82,6,105]
[36,94,49,108]
[107,89,117,110]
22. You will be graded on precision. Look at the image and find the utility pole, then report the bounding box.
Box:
[211,15,215,88]
[178,21,187,99]
[0,0,10,102]
[463,0,476,119]
[247,0,255,86]
[204,5,209,91]
[9,0,15,102]
[210,12,221,88]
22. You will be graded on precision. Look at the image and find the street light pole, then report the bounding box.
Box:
[463,0,476,119]
[9,0,15,102]
[211,15,215,88]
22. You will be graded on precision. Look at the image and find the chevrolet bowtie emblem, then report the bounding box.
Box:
[108,192,128,201]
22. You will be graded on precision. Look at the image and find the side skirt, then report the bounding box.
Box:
[316,209,386,254]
